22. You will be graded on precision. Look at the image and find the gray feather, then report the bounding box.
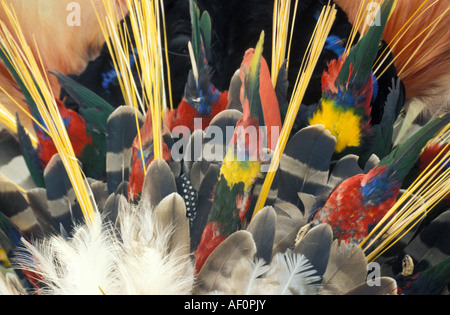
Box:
[0,181,42,237]
[203,109,243,166]
[26,188,55,235]
[43,154,84,235]
[272,203,306,256]
[153,193,190,257]
[322,240,368,294]
[106,106,145,194]
[102,192,122,225]
[227,69,243,111]
[294,223,333,279]
[328,155,364,189]
[88,180,109,213]
[297,192,319,219]
[364,154,380,173]
[246,206,276,263]
[141,159,177,208]
[274,60,289,118]
[401,211,450,273]
[183,129,205,177]
[189,159,213,192]
[194,230,256,295]
[190,163,220,251]
[278,125,337,207]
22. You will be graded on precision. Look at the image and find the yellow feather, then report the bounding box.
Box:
[0,102,37,147]
[309,100,362,153]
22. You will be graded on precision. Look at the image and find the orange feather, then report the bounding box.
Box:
[239,49,282,151]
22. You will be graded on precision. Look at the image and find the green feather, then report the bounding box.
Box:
[209,175,244,235]
[189,0,212,69]
[410,256,450,295]
[246,31,264,119]
[51,72,115,179]
[200,11,212,59]
[189,0,202,63]
[51,71,114,131]
[15,114,45,187]
[379,112,450,180]
[338,0,395,87]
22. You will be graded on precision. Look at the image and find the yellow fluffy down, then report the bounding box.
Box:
[309,99,362,153]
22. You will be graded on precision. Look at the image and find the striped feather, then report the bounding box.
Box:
[106,106,144,194]
[277,125,337,207]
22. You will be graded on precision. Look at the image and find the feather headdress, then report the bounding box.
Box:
[0,0,449,296]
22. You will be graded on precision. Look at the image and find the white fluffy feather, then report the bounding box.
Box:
[13,194,195,295]
[18,213,122,295]
[116,196,194,295]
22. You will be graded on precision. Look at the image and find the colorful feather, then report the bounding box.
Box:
[314,112,450,244]
[194,32,279,273]
[310,0,397,154]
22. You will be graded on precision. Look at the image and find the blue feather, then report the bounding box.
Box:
[371,73,379,103]
[325,35,345,57]
[361,167,398,205]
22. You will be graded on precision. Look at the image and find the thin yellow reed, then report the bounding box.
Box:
[95,0,171,174]
[0,0,97,225]
[360,125,450,262]
[253,4,337,218]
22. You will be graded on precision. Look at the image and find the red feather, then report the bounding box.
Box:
[166,90,228,131]
[322,56,346,95]
[239,49,281,151]
[419,142,450,205]
[37,97,92,168]
[314,173,398,243]
[194,221,227,274]
[127,110,173,200]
